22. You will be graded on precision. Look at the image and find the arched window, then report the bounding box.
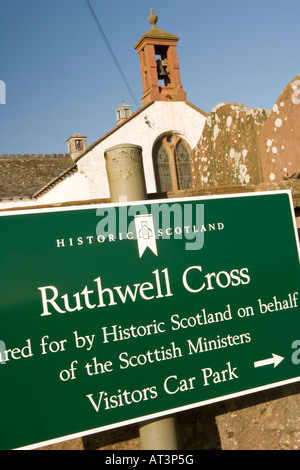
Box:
[153,135,192,192]
[175,140,192,190]
[153,140,173,192]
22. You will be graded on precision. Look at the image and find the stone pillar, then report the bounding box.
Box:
[104,144,147,202]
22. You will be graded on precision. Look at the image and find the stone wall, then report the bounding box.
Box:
[191,74,300,189]
[191,103,269,187]
[257,74,300,183]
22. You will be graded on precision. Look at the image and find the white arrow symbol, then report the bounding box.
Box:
[254,353,284,369]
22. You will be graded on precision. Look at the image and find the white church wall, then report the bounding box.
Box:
[76,101,206,199]
[36,171,91,205]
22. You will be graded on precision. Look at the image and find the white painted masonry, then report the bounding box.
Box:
[76,101,206,199]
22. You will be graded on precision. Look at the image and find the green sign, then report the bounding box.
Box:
[0,190,299,449]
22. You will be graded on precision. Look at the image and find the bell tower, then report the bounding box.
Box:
[134,9,187,106]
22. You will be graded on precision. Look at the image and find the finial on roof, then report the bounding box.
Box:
[148,8,158,27]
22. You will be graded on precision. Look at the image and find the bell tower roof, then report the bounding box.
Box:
[134,9,179,49]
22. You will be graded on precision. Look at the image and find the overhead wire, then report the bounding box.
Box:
[84,0,139,109]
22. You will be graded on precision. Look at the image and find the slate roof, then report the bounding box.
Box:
[0,153,76,199]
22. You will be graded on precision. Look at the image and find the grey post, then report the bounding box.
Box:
[104,143,179,450]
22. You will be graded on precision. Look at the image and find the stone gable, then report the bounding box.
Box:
[191,103,270,187]
[258,74,300,182]
[191,74,300,188]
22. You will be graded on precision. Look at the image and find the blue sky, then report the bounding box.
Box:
[0,0,299,155]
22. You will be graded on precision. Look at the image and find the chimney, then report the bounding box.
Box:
[66,133,87,160]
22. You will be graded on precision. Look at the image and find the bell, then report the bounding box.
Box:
[157,60,168,78]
